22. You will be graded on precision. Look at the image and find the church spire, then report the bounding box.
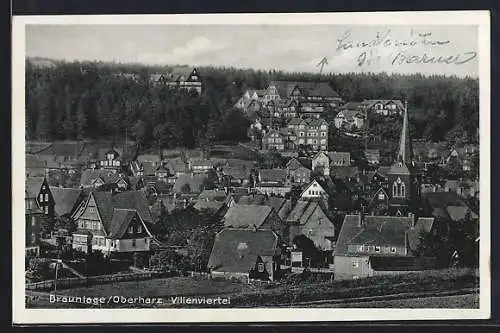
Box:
[397,100,412,164]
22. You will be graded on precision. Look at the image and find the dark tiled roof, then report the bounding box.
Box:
[223,204,273,229]
[330,166,359,179]
[286,200,323,225]
[237,194,267,205]
[49,187,83,216]
[335,215,434,257]
[26,154,45,169]
[198,189,227,201]
[165,158,189,174]
[286,158,304,171]
[193,200,225,212]
[329,151,351,162]
[108,209,137,238]
[112,191,153,224]
[446,206,478,221]
[80,169,125,186]
[208,229,280,273]
[222,166,252,180]
[259,168,288,183]
[423,191,466,208]
[26,177,45,198]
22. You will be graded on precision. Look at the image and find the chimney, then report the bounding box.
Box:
[408,212,416,228]
[359,204,366,227]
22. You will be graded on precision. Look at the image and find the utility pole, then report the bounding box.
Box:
[53,259,62,298]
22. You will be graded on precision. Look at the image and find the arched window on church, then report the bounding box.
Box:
[392,182,398,197]
[392,178,406,198]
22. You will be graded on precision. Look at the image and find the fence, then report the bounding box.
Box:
[26,271,163,291]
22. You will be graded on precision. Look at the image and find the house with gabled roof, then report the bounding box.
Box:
[329,151,351,167]
[49,187,85,217]
[234,195,293,221]
[333,213,435,280]
[80,169,129,190]
[422,191,478,236]
[71,191,154,256]
[312,151,330,176]
[366,187,391,216]
[286,157,311,185]
[256,168,291,196]
[208,229,282,281]
[150,67,202,94]
[222,203,286,239]
[262,129,285,151]
[26,176,55,218]
[299,179,328,200]
[361,99,404,116]
[285,200,336,252]
[334,109,366,129]
[97,148,122,171]
[25,189,45,256]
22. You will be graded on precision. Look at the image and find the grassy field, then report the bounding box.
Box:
[58,276,253,298]
[27,268,479,309]
[310,294,479,308]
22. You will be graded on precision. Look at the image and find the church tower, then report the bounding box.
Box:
[387,101,420,214]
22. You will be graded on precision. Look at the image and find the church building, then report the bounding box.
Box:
[386,101,421,215]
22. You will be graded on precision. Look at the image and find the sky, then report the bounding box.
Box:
[25,24,479,77]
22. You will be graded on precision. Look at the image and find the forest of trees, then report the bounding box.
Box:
[26,58,479,150]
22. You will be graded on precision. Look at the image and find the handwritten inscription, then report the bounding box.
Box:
[328,28,476,69]
[336,29,451,51]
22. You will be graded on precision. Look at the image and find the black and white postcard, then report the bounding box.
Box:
[12,11,490,323]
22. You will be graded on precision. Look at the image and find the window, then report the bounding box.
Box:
[128,226,133,234]
[39,194,43,202]
[137,225,142,233]
[132,239,136,247]
[31,233,36,243]
[375,246,381,253]
[44,206,48,214]
[359,245,364,252]
[257,263,265,273]
[31,216,36,227]
[352,261,359,268]
[378,192,385,200]
[391,247,397,253]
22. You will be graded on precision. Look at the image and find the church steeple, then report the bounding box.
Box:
[397,100,412,164]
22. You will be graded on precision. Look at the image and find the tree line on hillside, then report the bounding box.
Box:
[26,59,479,150]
